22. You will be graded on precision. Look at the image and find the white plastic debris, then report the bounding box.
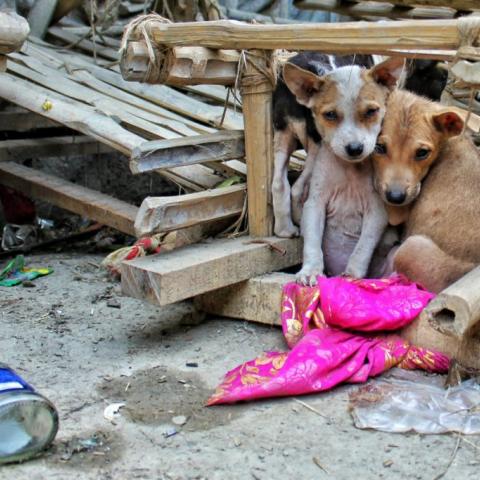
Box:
[103,402,125,423]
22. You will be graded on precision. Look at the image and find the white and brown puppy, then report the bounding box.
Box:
[281,57,405,285]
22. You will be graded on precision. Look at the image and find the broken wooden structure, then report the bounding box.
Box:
[116,14,480,369]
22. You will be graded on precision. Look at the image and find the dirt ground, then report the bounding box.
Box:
[1,252,480,480]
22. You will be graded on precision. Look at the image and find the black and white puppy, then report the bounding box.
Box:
[272,53,374,238]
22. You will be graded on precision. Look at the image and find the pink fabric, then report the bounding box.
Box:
[208,275,449,405]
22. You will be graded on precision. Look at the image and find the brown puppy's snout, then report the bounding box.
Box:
[345,142,364,158]
[385,187,407,205]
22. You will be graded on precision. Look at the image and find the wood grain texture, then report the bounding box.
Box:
[121,236,302,305]
[0,11,30,54]
[147,18,464,52]
[0,162,137,235]
[131,131,245,173]
[134,184,246,237]
[195,272,294,325]
[241,50,274,237]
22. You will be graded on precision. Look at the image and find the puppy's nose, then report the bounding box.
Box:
[386,189,407,205]
[345,142,364,158]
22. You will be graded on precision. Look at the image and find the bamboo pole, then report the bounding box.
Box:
[120,40,240,85]
[145,18,465,52]
[241,50,275,237]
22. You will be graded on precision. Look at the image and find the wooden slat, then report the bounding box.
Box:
[131,131,245,173]
[134,184,246,237]
[147,18,465,52]
[0,135,114,162]
[0,162,137,235]
[121,236,302,305]
[195,272,293,325]
[28,0,58,38]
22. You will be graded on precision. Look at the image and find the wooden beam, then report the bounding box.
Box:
[0,162,137,236]
[120,41,240,85]
[130,131,245,173]
[28,0,58,39]
[0,11,30,54]
[145,18,465,52]
[121,236,302,306]
[241,50,274,237]
[134,184,246,237]
[387,0,477,10]
[195,272,292,325]
[0,135,114,162]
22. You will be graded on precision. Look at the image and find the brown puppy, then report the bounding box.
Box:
[372,89,480,292]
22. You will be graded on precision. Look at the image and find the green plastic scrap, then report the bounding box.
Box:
[0,255,53,287]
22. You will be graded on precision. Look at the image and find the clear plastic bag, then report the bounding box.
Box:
[349,369,480,434]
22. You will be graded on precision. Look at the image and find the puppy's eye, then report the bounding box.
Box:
[364,107,379,118]
[415,148,430,160]
[374,143,387,155]
[323,110,338,121]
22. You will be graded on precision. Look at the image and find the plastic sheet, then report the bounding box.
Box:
[349,369,480,434]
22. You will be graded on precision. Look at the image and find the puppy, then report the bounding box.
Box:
[272,53,374,238]
[281,57,404,285]
[372,89,480,293]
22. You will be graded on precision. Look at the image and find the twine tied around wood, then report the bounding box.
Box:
[119,13,173,83]
[442,16,480,127]
[237,49,278,95]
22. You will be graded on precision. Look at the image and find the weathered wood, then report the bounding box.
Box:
[293,0,457,20]
[387,0,477,10]
[131,131,245,173]
[421,265,480,341]
[0,11,30,54]
[241,50,274,237]
[28,0,58,39]
[0,162,137,235]
[0,72,143,156]
[121,236,302,306]
[146,18,466,52]
[195,272,292,325]
[0,135,114,162]
[120,41,240,85]
[134,184,246,236]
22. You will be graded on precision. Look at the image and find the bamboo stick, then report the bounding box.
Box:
[241,50,275,237]
[145,18,465,52]
[120,40,240,85]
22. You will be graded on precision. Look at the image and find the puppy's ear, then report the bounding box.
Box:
[370,57,406,89]
[432,110,464,138]
[282,63,324,108]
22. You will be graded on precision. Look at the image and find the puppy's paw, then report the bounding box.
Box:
[344,261,367,279]
[296,264,324,286]
[274,221,299,238]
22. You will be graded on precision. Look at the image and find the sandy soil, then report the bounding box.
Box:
[1,253,479,480]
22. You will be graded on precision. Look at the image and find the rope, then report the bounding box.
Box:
[239,49,278,95]
[120,13,172,83]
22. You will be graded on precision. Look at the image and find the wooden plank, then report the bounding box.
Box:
[0,72,143,156]
[28,0,58,38]
[131,131,245,173]
[121,236,302,305]
[147,18,465,52]
[195,272,293,325]
[0,162,137,235]
[134,184,246,237]
[0,135,114,162]
[242,50,274,237]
